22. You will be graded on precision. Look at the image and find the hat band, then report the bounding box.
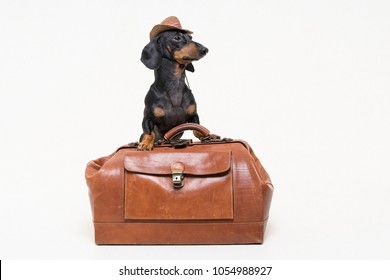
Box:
[164,21,182,28]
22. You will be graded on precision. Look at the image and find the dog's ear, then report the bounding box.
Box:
[141,38,162,70]
[185,63,195,72]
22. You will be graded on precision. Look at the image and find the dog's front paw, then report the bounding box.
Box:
[137,133,155,151]
[137,142,154,151]
[193,130,220,140]
[209,134,220,140]
[193,130,205,139]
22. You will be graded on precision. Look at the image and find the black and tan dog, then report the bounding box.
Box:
[138,16,209,151]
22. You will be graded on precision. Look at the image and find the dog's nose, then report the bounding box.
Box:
[200,47,209,56]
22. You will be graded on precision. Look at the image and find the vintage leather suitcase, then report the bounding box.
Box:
[85,124,274,244]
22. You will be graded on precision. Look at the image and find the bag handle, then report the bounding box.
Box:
[163,123,210,141]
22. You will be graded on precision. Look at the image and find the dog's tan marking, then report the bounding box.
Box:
[193,131,221,140]
[186,104,196,115]
[137,132,155,151]
[193,130,204,139]
[173,43,199,64]
[153,107,165,118]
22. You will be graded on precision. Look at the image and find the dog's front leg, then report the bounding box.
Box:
[137,118,155,151]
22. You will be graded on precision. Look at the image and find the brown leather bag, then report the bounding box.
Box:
[85,124,274,244]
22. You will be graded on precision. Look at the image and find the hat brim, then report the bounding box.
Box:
[150,24,193,39]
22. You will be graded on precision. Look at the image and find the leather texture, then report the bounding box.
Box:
[124,150,233,220]
[85,126,273,245]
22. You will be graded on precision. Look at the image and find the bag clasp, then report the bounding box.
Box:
[171,162,185,188]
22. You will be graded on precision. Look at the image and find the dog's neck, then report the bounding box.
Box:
[154,58,187,92]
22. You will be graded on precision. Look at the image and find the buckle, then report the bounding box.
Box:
[172,173,184,188]
[171,139,192,148]
[171,162,185,188]
[201,137,233,143]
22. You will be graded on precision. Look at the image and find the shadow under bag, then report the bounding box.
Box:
[85,124,274,245]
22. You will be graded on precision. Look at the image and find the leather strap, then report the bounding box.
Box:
[163,123,210,141]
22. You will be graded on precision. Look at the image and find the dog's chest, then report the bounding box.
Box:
[168,92,182,107]
[157,92,192,121]
[162,88,191,109]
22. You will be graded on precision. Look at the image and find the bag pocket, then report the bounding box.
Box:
[124,150,233,220]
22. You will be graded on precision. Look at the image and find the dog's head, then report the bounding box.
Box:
[141,30,208,72]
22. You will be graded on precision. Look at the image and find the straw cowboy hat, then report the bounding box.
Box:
[149,16,193,39]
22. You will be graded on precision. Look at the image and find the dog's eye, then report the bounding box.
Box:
[173,35,182,41]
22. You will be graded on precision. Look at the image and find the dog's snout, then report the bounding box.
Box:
[200,46,209,56]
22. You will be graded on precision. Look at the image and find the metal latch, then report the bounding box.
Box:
[171,162,185,188]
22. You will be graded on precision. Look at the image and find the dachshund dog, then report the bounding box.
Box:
[138,29,209,150]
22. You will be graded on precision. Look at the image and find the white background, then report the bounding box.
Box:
[1,0,390,260]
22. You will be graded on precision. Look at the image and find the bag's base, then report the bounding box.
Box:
[94,221,267,245]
